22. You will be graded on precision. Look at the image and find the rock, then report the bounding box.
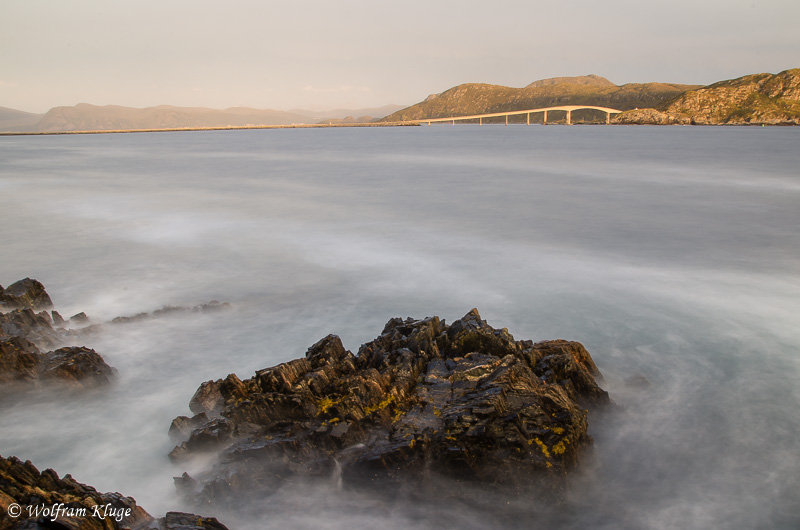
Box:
[169,413,210,442]
[0,455,229,530]
[0,339,116,392]
[160,511,228,530]
[612,108,690,125]
[0,309,64,349]
[69,312,90,325]
[0,454,153,530]
[0,279,53,311]
[41,346,117,387]
[170,309,610,506]
[51,310,65,326]
[111,301,231,326]
[0,337,41,383]
[189,380,225,416]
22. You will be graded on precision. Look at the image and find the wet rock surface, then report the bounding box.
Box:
[0,455,229,530]
[171,309,610,506]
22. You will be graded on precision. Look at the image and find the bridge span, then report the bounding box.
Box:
[409,105,623,126]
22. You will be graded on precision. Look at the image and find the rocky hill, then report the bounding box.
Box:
[382,75,699,123]
[614,68,800,125]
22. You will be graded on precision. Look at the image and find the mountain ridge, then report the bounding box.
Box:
[381,75,700,123]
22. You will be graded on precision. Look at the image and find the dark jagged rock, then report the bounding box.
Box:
[0,279,53,311]
[0,309,65,349]
[0,454,153,530]
[0,302,115,392]
[0,455,229,530]
[41,346,117,387]
[170,309,610,506]
[0,337,116,392]
[1,277,231,399]
[160,512,228,530]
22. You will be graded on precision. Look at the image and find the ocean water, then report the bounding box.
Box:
[1,125,799,529]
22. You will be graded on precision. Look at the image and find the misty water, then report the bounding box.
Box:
[1,125,799,529]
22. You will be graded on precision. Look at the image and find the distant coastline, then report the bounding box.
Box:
[0,121,419,136]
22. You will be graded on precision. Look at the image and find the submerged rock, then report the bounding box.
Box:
[0,455,229,530]
[170,309,610,506]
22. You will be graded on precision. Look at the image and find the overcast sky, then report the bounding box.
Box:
[2,0,799,113]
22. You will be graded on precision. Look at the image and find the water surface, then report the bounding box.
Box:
[1,125,799,528]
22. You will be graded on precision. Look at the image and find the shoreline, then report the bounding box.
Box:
[0,121,420,136]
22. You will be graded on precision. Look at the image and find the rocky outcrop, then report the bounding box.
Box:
[612,108,691,125]
[0,308,115,393]
[0,284,116,393]
[0,337,114,390]
[0,455,228,530]
[170,309,609,506]
[0,278,231,395]
[614,68,800,125]
[0,279,53,312]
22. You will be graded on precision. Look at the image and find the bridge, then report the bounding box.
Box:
[409,105,623,126]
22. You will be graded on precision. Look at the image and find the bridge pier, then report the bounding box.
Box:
[527,113,530,125]
[566,110,571,125]
[606,112,610,125]
[479,117,482,126]
[543,110,547,125]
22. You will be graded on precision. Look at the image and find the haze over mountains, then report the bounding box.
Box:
[0,104,407,133]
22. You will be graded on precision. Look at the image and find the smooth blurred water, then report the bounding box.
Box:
[1,125,799,529]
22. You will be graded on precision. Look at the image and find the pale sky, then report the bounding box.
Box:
[2,0,799,113]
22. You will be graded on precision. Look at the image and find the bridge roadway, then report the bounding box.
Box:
[410,105,623,126]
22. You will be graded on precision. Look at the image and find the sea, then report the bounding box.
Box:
[1,125,799,529]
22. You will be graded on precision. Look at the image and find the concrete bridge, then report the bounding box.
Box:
[410,105,623,126]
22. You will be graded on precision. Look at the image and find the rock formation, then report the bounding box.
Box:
[0,278,230,395]
[0,280,116,393]
[170,309,609,506]
[0,455,228,530]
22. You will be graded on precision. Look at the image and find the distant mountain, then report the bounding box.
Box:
[0,106,44,132]
[614,68,800,125]
[31,104,315,132]
[289,104,407,122]
[382,75,700,123]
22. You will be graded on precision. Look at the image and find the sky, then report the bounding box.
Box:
[2,0,799,114]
